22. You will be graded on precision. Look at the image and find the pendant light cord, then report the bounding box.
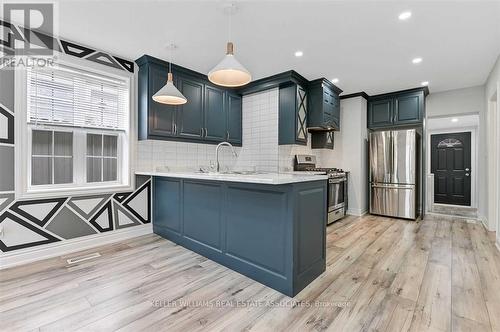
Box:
[169,45,173,74]
[228,7,232,42]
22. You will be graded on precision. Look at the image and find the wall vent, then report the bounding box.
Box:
[66,252,101,265]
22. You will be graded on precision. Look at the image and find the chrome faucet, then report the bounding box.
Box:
[215,141,238,172]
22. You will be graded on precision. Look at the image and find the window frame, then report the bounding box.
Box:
[29,127,74,187]
[15,55,135,199]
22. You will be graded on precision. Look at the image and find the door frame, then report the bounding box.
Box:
[487,89,499,244]
[427,126,477,209]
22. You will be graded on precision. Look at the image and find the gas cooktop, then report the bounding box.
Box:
[294,155,347,178]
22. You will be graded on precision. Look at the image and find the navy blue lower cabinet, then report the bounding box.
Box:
[152,176,327,297]
[153,178,181,234]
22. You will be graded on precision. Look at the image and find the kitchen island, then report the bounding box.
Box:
[137,171,328,297]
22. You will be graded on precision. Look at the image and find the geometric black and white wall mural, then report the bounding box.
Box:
[0,177,151,252]
[0,20,147,254]
[0,20,134,73]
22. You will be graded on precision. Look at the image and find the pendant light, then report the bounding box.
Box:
[152,44,187,105]
[208,3,251,87]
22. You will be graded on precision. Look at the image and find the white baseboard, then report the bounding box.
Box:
[0,224,153,269]
[478,215,495,231]
[347,208,368,217]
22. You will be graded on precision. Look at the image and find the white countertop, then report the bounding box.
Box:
[135,171,328,185]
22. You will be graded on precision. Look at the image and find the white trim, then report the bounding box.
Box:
[496,239,500,253]
[347,208,368,217]
[486,89,499,246]
[0,142,14,147]
[426,123,479,209]
[14,54,137,199]
[478,215,493,231]
[0,223,152,269]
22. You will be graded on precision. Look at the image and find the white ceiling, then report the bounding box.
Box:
[50,1,500,94]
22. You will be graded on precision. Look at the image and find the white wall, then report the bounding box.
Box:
[321,97,368,216]
[426,85,485,117]
[425,85,488,220]
[426,115,479,210]
[484,55,500,236]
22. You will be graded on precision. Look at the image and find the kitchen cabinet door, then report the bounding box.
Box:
[226,93,242,145]
[394,92,422,125]
[148,64,177,137]
[296,85,308,144]
[368,98,393,128]
[331,93,340,129]
[153,177,181,234]
[204,85,226,141]
[279,84,307,145]
[177,75,204,139]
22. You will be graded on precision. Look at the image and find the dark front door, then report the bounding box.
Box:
[431,132,471,206]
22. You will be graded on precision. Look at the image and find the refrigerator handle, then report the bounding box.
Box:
[390,131,394,179]
[372,183,414,189]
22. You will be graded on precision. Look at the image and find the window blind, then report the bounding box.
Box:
[27,65,129,131]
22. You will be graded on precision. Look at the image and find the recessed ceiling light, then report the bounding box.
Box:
[451,118,459,122]
[412,57,422,64]
[421,81,429,86]
[331,78,339,84]
[398,11,412,20]
[294,51,303,57]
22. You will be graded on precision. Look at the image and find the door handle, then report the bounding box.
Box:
[465,168,470,171]
[465,173,470,177]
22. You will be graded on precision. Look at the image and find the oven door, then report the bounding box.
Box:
[328,177,346,212]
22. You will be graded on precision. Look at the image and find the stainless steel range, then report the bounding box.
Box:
[294,155,348,224]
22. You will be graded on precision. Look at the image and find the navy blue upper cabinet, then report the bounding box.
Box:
[204,84,226,142]
[136,55,242,146]
[177,75,204,139]
[368,97,393,128]
[279,83,308,145]
[139,62,177,139]
[367,88,426,129]
[308,79,342,131]
[226,93,242,145]
[394,91,423,124]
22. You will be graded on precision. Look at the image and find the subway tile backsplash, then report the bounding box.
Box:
[136,87,327,173]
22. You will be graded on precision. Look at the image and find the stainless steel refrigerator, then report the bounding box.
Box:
[369,129,419,220]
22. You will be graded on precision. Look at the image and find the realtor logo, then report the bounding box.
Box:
[1,3,55,56]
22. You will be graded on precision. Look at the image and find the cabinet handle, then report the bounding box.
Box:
[200,128,203,137]
[174,124,177,134]
[227,131,230,140]
[205,128,208,137]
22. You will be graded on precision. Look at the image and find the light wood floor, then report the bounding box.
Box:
[1,214,500,332]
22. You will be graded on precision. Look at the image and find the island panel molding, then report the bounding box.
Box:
[152,175,327,297]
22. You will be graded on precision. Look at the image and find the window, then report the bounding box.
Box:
[86,134,118,182]
[31,130,73,185]
[21,62,131,195]
[437,138,463,148]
